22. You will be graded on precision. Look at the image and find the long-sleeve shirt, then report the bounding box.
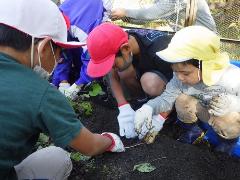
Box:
[147,63,240,115]
[124,0,217,32]
[52,0,106,86]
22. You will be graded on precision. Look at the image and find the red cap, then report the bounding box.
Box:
[87,23,128,78]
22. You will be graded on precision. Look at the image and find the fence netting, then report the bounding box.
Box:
[209,0,240,59]
[53,0,239,59]
[112,0,240,59]
[112,0,187,32]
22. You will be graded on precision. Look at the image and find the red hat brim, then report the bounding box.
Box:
[87,54,115,78]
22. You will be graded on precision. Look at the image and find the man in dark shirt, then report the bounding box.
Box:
[87,23,173,139]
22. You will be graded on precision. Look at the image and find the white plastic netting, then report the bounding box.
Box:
[112,0,187,32]
[112,0,240,59]
[209,0,240,59]
[53,0,239,59]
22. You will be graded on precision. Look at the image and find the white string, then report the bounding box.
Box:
[50,41,57,65]
[198,60,201,81]
[30,37,35,68]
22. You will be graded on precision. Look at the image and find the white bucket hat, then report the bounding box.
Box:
[0,0,85,48]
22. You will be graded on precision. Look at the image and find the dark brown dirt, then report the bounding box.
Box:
[69,98,240,180]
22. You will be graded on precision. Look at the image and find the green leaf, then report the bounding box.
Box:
[70,152,91,162]
[89,83,102,97]
[133,163,156,173]
[80,102,93,116]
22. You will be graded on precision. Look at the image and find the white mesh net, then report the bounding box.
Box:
[52,0,239,59]
[112,0,240,59]
[112,0,187,32]
[209,0,240,59]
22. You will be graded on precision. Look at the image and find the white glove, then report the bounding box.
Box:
[138,114,165,141]
[117,104,137,139]
[134,104,153,135]
[60,83,82,100]
[102,0,113,11]
[209,93,240,117]
[58,82,71,94]
[101,132,125,152]
[60,0,65,4]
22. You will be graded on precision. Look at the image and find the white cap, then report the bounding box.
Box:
[0,0,85,48]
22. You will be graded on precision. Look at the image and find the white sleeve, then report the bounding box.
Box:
[125,0,185,21]
[195,0,217,32]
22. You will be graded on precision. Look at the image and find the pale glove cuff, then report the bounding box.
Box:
[58,82,70,94]
[69,83,81,92]
[152,114,166,130]
[59,82,70,88]
[118,104,133,113]
[142,104,153,113]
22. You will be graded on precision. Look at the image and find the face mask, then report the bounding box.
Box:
[117,52,133,72]
[30,38,57,80]
[33,65,51,80]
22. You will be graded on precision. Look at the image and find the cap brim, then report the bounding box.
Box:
[0,24,85,49]
[87,54,115,78]
[54,41,86,48]
[156,49,192,63]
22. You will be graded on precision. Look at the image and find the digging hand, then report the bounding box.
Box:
[60,83,82,100]
[110,8,126,20]
[58,82,70,93]
[117,104,137,138]
[134,104,153,135]
[102,132,125,152]
[138,114,166,144]
[209,93,240,117]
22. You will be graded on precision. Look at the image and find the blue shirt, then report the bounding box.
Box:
[52,0,105,86]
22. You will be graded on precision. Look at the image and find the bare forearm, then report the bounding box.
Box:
[87,134,112,156]
[109,70,127,105]
[70,128,112,156]
[125,2,177,20]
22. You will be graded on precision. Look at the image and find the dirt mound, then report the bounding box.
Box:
[69,101,240,180]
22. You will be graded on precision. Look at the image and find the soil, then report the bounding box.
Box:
[69,95,240,180]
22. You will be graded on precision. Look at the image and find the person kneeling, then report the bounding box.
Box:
[134,26,240,157]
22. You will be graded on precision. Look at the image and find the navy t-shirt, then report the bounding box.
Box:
[128,29,173,81]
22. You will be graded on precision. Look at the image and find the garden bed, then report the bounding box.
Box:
[69,96,240,180]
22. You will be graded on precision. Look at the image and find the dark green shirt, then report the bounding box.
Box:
[0,53,83,179]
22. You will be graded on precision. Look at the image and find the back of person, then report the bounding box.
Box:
[0,53,50,178]
[60,0,109,42]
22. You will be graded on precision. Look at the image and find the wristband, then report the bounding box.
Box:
[159,112,168,120]
[102,133,115,151]
[118,102,128,107]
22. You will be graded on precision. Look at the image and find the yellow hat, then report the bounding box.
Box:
[156,26,230,86]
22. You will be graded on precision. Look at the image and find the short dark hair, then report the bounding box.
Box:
[181,59,202,69]
[0,24,32,51]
